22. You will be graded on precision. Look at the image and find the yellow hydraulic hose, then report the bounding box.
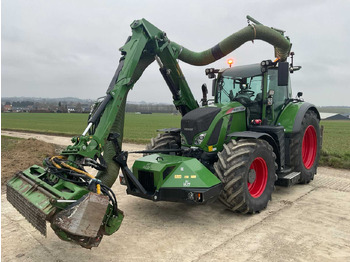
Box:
[50,156,101,194]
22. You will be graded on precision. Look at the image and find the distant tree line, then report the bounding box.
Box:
[1,97,179,114]
[11,101,35,107]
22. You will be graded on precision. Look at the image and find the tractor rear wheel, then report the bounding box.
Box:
[290,110,321,184]
[214,139,277,213]
[145,132,181,154]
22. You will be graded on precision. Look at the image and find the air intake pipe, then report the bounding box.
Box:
[171,15,291,66]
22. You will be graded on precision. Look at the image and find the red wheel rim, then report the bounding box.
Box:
[302,125,317,169]
[248,157,268,198]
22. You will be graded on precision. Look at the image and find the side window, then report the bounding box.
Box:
[288,76,292,98]
[267,69,289,111]
[247,75,263,101]
[217,77,234,104]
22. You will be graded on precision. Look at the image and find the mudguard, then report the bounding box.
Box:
[277,102,320,133]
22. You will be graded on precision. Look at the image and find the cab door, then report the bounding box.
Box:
[265,68,291,124]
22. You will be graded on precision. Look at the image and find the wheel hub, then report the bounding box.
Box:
[248,169,256,184]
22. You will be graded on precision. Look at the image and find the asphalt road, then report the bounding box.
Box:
[2,131,350,261]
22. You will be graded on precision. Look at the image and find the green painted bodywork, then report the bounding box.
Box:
[133,154,221,189]
[102,205,124,236]
[276,101,304,133]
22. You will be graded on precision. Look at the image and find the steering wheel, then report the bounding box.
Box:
[238,89,255,97]
[235,95,252,105]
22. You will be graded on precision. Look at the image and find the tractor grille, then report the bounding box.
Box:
[163,166,175,180]
[138,170,155,193]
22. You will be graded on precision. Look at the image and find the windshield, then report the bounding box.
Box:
[216,74,263,104]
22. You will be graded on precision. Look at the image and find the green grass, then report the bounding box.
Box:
[2,113,349,169]
[1,113,89,136]
[319,120,350,169]
[124,113,181,144]
[1,113,181,144]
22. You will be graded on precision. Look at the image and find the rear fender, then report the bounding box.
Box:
[292,103,320,133]
[277,102,320,133]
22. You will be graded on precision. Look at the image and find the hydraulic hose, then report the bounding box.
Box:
[95,93,128,188]
[171,24,291,66]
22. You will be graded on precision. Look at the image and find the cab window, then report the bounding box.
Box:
[217,75,263,104]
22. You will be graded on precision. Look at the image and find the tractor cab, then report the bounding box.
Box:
[210,61,292,125]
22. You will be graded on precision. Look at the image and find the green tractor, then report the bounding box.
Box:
[7,16,321,248]
[131,57,321,213]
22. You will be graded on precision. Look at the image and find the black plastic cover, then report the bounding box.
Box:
[181,107,221,145]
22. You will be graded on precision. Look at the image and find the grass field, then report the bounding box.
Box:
[1,113,181,144]
[1,113,88,136]
[320,120,350,169]
[2,113,349,169]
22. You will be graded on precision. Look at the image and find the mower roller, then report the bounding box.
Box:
[7,15,321,248]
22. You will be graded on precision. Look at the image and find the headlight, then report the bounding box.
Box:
[194,133,206,145]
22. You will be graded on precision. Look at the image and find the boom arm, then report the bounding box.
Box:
[76,19,201,187]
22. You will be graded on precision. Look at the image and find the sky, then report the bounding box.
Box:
[2,0,350,106]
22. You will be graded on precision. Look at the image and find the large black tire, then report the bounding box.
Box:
[290,110,321,184]
[214,139,277,214]
[145,132,181,154]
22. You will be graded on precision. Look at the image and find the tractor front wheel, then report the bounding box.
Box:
[214,139,277,214]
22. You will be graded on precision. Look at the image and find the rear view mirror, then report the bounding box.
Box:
[278,62,289,86]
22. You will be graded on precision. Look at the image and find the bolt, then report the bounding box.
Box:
[248,169,256,184]
[132,20,140,28]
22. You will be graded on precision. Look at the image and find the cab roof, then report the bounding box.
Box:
[221,63,262,78]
